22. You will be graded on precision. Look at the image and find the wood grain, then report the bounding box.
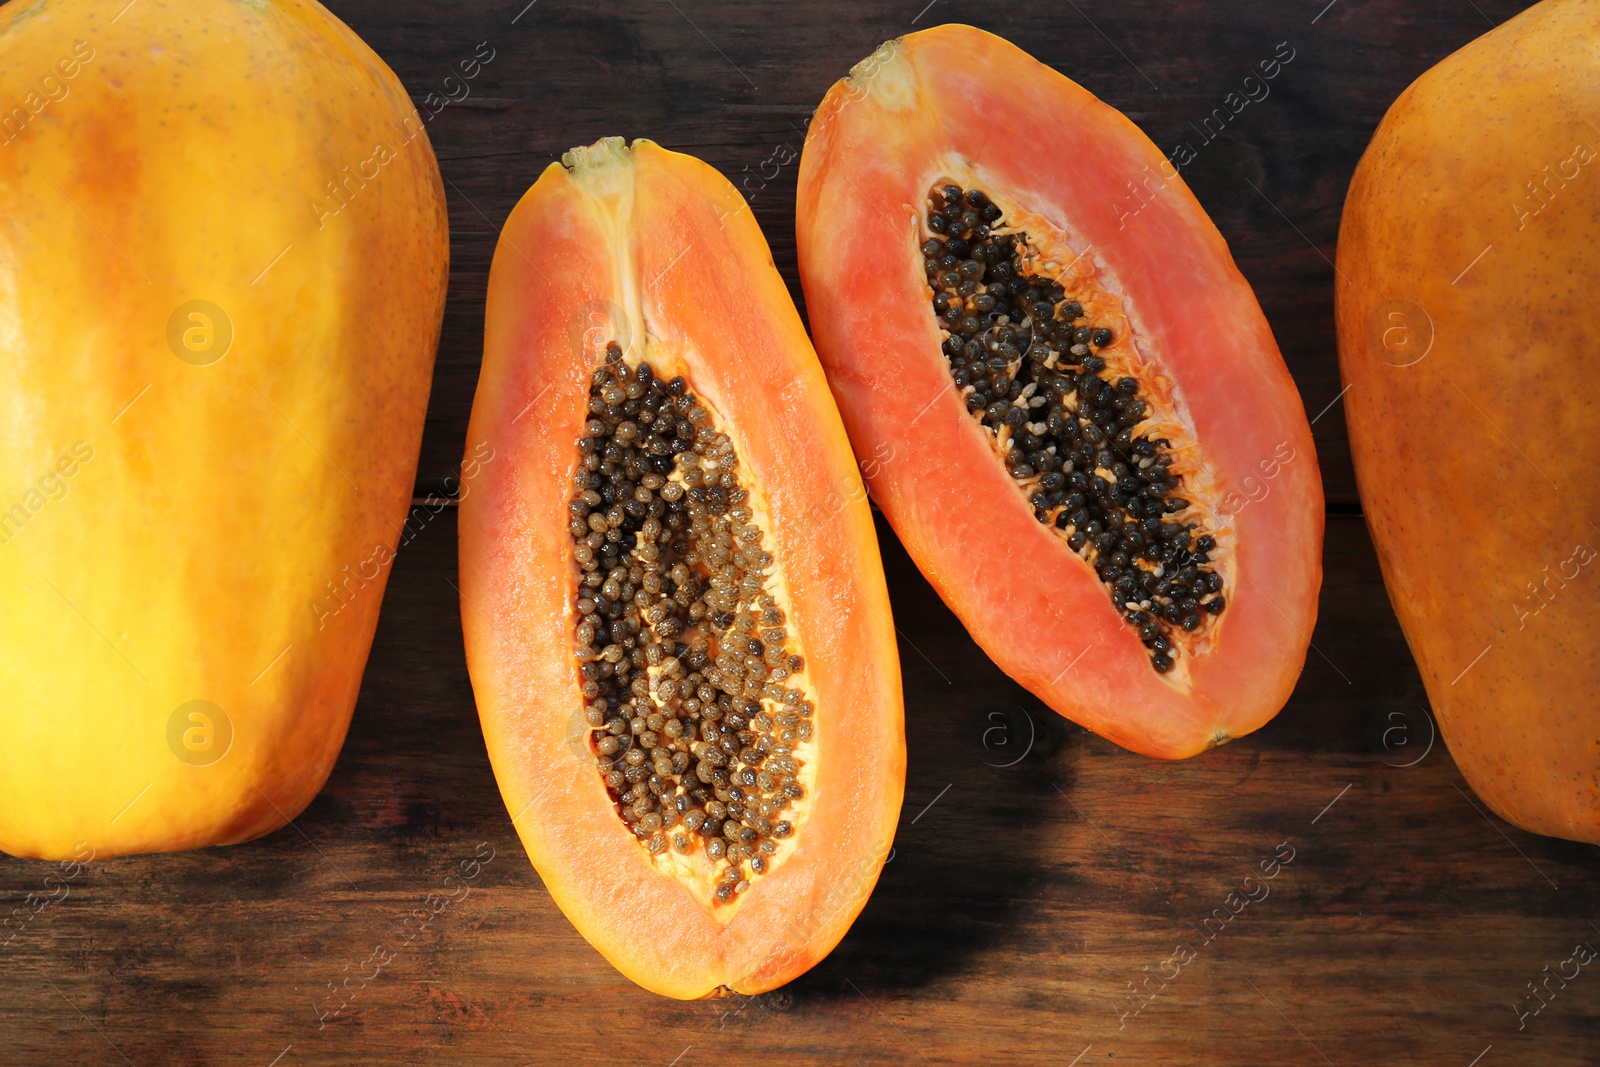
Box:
[5,1,1598,1064]
[3,511,1596,1065]
[370,0,1528,507]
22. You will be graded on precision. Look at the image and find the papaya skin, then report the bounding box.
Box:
[798,26,1323,758]
[459,138,904,999]
[1337,0,1600,844]
[0,0,448,859]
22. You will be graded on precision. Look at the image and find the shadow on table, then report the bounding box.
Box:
[791,517,1083,999]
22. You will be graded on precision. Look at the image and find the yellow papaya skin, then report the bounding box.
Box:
[1337,0,1600,845]
[0,0,448,859]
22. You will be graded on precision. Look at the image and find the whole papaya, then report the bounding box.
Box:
[0,0,448,858]
[1337,0,1600,845]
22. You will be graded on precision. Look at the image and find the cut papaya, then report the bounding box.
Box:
[0,0,447,859]
[796,25,1323,759]
[1337,0,1600,845]
[459,138,904,998]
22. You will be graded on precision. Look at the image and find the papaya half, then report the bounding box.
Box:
[459,137,904,998]
[796,25,1323,759]
[1337,0,1600,845]
[0,0,448,859]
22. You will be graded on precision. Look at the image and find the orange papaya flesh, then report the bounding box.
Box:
[1337,0,1600,845]
[459,138,904,998]
[797,25,1323,759]
[0,0,447,859]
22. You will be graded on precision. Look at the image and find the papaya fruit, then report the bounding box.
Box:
[459,137,904,998]
[0,0,448,859]
[1337,0,1600,845]
[796,25,1323,759]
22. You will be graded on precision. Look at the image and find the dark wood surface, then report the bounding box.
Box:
[6,1,1600,1065]
[394,0,1496,507]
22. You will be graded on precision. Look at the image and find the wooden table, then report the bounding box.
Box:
[4,1,1597,1064]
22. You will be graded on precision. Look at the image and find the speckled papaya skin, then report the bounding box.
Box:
[1337,0,1600,845]
[0,0,448,859]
